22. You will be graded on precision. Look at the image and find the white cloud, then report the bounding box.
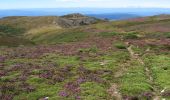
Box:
[53,0,170,8]
[0,0,170,9]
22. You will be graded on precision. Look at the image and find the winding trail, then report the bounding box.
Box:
[108,44,161,100]
[127,44,161,100]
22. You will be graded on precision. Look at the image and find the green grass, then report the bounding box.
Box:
[78,46,98,54]
[0,71,21,82]
[146,32,170,39]
[0,25,25,36]
[80,82,108,100]
[144,55,170,89]
[14,83,63,100]
[32,30,89,44]
[118,60,152,96]
[131,46,146,55]
[98,32,119,37]
[1,47,169,99]
[41,53,80,67]
[83,51,129,70]
[0,36,34,46]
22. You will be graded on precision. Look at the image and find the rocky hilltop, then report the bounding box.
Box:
[59,13,102,27]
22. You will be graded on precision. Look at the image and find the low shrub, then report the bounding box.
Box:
[114,42,126,49]
[164,32,170,38]
[124,32,138,39]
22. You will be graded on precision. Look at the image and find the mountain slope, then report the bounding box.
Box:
[0,14,170,46]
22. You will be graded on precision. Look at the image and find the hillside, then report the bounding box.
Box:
[1,14,170,46]
[26,14,170,44]
[0,14,170,100]
[0,13,104,46]
[0,13,103,29]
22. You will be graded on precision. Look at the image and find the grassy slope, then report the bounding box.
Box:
[0,14,170,46]
[25,14,170,44]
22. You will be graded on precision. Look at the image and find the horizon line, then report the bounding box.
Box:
[1,7,170,10]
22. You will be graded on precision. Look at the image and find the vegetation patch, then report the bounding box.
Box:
[124,32,139,39]
[113,41,126,49]
[0,25,25,36]
[98,32,119,37]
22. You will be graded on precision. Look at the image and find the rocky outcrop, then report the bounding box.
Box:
[57,13,104,27]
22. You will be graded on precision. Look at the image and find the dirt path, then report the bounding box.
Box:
[127,44,161,100]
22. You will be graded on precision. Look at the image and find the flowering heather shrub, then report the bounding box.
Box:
[18,75,28,82]
[141,92,153,99]
[86,73,105,83]
[77,66,91,76]
[0,94,14,100]
[39,70,53,79]
[60,65,73,72]
[0,82,22,97]
[1,83,16,93]
[39,65,73,84]
[59,80,82,98]
[76,78,86,84]
[64,82,81,93]
[58,91,69,97]
[75,96,81,100]
[123,95,139,100]
[19,82,36,93]
[10,64,23,71]
[52,65,73,82]
[77,66,105,83]
[52,75,65,82]
[22,85,35,93]
[123,92,153,100]
[0,71,6,77]
[0,56,6,62]
[0,63,4,67]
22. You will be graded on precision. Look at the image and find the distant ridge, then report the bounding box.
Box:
[87,13,141,20]
[0,8,170,20]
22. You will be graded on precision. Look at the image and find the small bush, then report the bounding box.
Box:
[164,32,170,38]
[114,42,126,49]
[124,32,138,39]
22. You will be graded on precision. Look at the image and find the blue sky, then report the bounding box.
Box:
[0,0,170,9]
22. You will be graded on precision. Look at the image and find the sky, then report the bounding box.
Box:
[0,0,170,9]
